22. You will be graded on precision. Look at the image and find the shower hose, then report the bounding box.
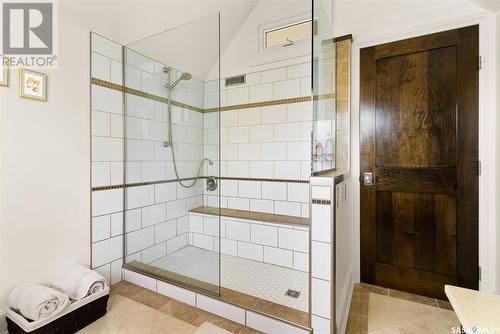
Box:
[164,71,212,189]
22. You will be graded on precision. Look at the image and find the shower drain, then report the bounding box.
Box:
[285,289,301,298]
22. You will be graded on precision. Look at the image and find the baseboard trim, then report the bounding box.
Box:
[337,267,354,334]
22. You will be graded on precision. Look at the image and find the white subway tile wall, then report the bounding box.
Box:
[91,33,205,281]
[91,33,313,293]
[202,64,311,218]
[203,179,310,218]
[188,213,309,272]
[246,311,308,334]
[196,295,247,325]
[309,178,353,334]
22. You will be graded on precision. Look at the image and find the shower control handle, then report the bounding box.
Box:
[206,177,218,192]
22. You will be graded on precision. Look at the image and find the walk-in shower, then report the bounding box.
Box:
[88,0,348,328]
[122,11,223,298]
[120,10,314,328]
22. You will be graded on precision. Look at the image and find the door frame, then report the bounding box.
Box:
[350,13,498,293]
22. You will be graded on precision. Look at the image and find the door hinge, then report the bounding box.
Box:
[478,55,483,70]
[477,160,482,175]
[479,266,482,281]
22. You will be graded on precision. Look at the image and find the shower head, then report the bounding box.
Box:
[169,72,192,88]
[180,72,192,80]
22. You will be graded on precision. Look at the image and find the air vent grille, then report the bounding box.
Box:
[225,75,245,87]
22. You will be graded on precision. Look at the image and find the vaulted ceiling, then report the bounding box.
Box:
[60,0,259,79]
[60,0,493,79]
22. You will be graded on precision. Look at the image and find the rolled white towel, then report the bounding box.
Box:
[51,263,108,300]
[9,284,70,321]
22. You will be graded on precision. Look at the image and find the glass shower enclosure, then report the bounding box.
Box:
[88,0,351,327]
[116,4,325,328]
[122,14,222,296]
[312,0,336,174]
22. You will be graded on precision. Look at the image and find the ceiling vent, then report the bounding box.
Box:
[225,75,245,87]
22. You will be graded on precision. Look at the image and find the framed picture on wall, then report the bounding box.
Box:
[19,68,47,101]
[0,56,8,87]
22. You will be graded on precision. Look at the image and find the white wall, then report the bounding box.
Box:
[0,52,5,333]
[496,9,500,294]
[207,0,312,79]
[0,16,90,313]
[335,0,484,40]
[213,0,484,80]
[342,0,500,293]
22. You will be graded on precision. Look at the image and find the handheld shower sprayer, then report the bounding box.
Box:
[162,66,214,188]
[164,67,192,89]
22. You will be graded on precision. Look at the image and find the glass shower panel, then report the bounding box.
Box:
[312,0,336,174]
[122,14,221,296]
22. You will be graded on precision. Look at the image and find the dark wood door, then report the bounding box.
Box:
[360,26,479,299]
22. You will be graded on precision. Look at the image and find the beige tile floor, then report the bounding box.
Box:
[79,295,244,334]
[78,282,262,334]
[79,281,460,334]
[346,283,461,334]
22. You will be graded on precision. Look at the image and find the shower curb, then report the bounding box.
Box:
[122,268,312,334]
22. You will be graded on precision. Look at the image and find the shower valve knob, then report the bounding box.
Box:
[206,177,218,192]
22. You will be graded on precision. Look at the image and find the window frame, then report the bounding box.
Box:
[258,13,312,53]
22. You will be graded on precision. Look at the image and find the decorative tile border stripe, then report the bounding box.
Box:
[218,176,309,184]
[91,77,204,113]
[91,176,310,192]
[91,177,199,192]
[204,93,335,113]
[311,199,332,205]
[91,77,333,114]
[204,96,312,113]
[92,78,124,91]
[125,86,205,113]
[312,92,336,101]
[92,184,126,191]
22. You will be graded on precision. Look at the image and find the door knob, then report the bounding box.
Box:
[363,172,374,185]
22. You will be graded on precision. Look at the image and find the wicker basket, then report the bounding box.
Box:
[6,287,109,334]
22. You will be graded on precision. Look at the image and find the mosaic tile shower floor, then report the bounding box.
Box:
[150,246,308,312]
